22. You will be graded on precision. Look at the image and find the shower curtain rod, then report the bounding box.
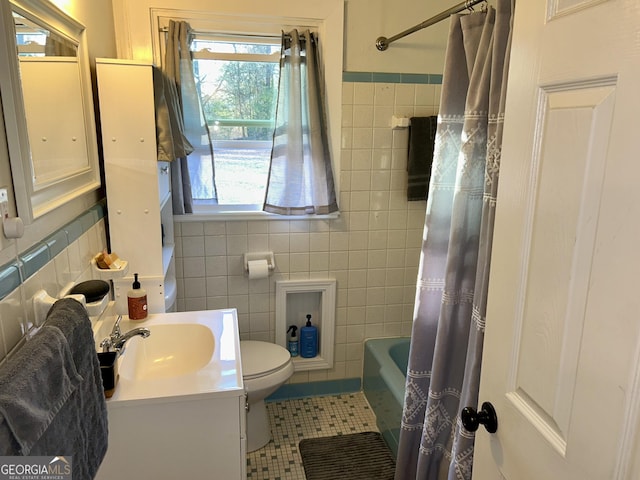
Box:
[376,0,486,51]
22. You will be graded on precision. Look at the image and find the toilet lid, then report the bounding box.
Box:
[240,341,291,380]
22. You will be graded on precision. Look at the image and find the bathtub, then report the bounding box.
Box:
[363,337,410,457]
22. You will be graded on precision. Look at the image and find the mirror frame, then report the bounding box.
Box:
[0,0,100,224]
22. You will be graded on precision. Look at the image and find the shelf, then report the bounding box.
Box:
[291,355,332,372]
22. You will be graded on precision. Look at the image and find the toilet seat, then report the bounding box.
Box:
[241,341,292,380]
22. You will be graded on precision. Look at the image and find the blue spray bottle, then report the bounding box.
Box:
[300,314,318,358]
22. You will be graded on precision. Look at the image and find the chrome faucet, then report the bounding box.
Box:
[100,315,150,353]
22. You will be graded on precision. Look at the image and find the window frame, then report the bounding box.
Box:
[152,11,342,221]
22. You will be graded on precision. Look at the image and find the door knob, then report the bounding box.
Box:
[461,401,498,433]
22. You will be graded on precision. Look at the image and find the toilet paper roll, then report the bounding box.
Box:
[247,259,270,280]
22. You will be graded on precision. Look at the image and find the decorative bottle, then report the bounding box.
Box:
[287,325,299,357]
[127,273,148,320]
[300,314,318,358]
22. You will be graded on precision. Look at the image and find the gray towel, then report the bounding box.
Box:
[0,298,108,480]
[407,116,438,201]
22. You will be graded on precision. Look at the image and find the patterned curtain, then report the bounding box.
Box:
[263,29,338,215]
[394,0,513,479]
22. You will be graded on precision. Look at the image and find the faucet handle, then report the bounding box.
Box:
[100,336,114,352]
[110,315,123,338]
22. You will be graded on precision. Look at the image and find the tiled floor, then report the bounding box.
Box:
[246,392,378,480]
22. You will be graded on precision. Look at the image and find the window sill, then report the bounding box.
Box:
[173,210,340,222]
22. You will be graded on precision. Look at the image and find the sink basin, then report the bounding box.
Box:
[118,323,215,381]
[93,309,242,404]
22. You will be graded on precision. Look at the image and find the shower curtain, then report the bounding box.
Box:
[395,0,513,479]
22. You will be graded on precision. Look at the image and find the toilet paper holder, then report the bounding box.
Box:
[244,252,276,273]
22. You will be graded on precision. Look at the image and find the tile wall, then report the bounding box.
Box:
[174,79,441,384]
[0,205,108,363]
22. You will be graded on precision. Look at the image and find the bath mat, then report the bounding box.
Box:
[299,431,395,480]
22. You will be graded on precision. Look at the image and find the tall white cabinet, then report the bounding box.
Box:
[96,59,176,314]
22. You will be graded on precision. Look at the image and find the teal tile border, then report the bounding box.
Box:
[343,71,442,84]
[19,243,50,280]
[266,378,361,402]
[0,262,21,300]
[44,229,68,258]
[0,200,106,301]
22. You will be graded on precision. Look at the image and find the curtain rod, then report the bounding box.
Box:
[376,0,486,51]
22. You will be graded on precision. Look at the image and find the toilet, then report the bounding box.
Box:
[240,340,294,452]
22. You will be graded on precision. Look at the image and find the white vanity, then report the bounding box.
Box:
[94,309,247,480]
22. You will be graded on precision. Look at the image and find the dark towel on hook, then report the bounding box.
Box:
[407,116,438,201]
[0,298,108,480]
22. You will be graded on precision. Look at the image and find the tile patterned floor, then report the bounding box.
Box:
[246,392,378,480]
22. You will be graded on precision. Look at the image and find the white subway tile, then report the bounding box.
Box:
[228,294,249,314]
[329,251,349,271]
[249,293,270,313]
[204,235,226,256]
[227,255,244,276]
[395,84,416,106]
[207,296,229,310]
[309,252,329,271]
[372,149,392,170]
[206,276,228,296]
[373,128,393,149]
[226,235,248,255]
[366,287,386,306]
[367,249,387,269]
[352,128,373,149]
[269,233,290,253]
[204,222,226,235]
[348,231,368,251]
[342,104,354,127]
[353,105,374,127]
[386,248,407,268]
[347,287,366,307]
[329,231,349,251]
[226,222,248,235]
[228,275,249,295]
[205,256,227,276]
[181,222,204,236]
[289,233,310,253]
[309,232,329,252]
[348,269,367,288]
[183,277,206,297]
[353,82,374,105]
[247,234,269,251]
[289,253,310,272]
[350,172,371,192]
[348,250,367,269]
[373,106,394,128]
[183,257,206,278]
[371,170,391,192]
[342,82,354,105]
[374,83,395,106]
[351,149,372,171]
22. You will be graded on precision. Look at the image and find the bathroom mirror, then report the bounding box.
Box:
[0,0,100,223]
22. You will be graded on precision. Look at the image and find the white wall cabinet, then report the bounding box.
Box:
[96,59,175,314]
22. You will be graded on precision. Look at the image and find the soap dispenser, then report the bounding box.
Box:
[287,325,299,357]
[127,273,148,320]
[300,314,318,358]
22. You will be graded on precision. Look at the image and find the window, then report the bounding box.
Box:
[190,35,280,209]
[153,9,343,219]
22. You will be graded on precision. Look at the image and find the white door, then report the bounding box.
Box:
[473,0,640,479]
